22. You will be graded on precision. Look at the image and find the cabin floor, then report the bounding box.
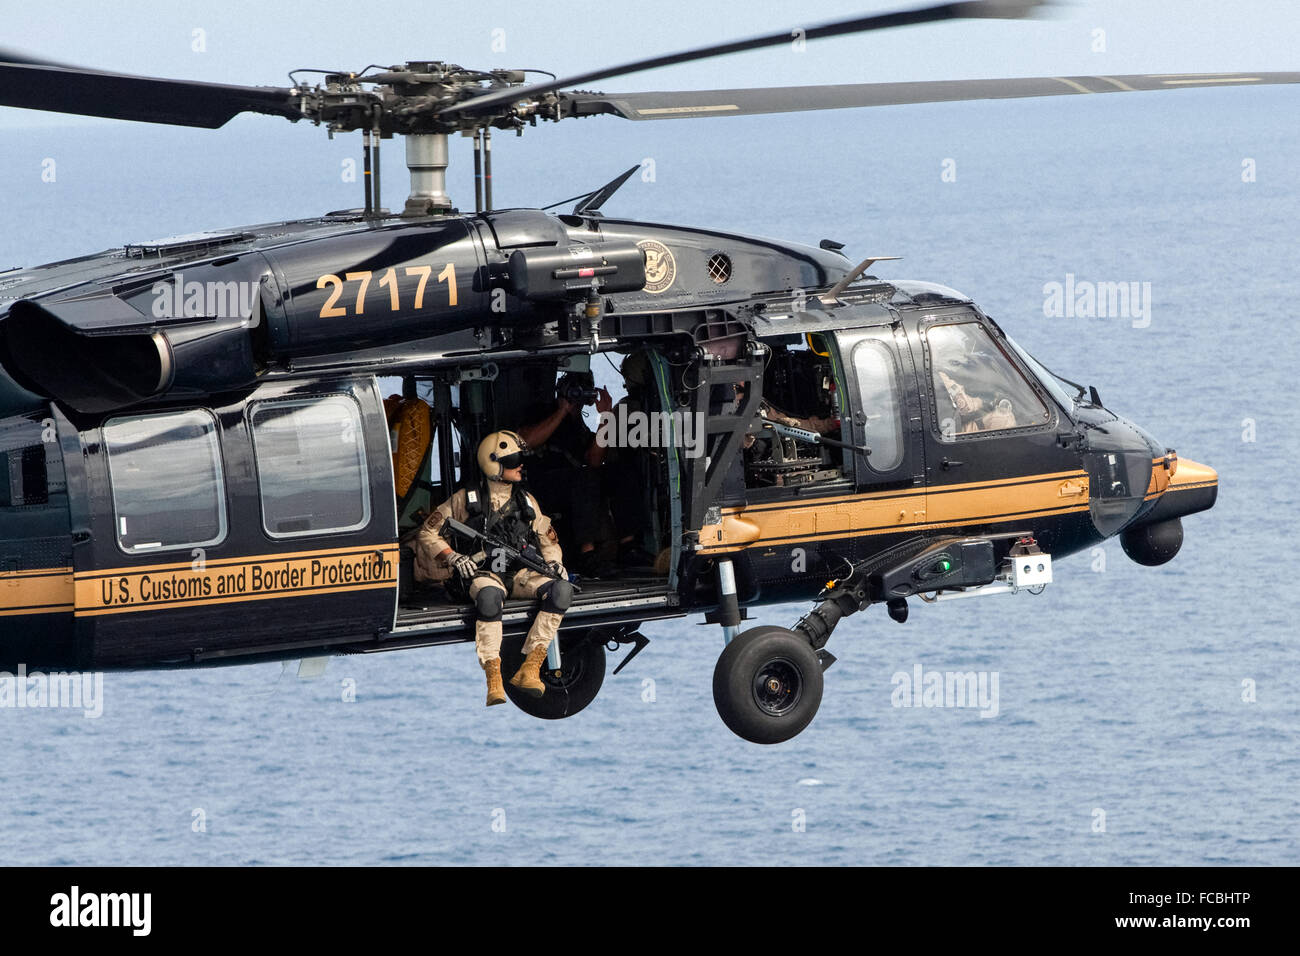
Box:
[394,568,673,629]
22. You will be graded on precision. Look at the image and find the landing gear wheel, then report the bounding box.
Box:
[712,626,824,744]
[501,631,606,720]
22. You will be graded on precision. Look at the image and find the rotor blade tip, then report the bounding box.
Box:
[953,0,1052,20]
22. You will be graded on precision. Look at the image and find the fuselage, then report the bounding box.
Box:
[0,209,1217,671]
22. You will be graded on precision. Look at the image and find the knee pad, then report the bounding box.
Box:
[475,586,505,621]
[539,579,573,613]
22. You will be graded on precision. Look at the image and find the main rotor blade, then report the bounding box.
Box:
[564,72,1300,121]
[0,46,71,67]
[0,60,300,128]
[440,0,1045,117]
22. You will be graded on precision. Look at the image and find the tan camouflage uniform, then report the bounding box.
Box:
[416,482,566,665]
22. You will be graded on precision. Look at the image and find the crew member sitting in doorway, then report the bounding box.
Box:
[414,431,572,707]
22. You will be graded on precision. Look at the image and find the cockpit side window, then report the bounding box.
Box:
[926,322,1050,439]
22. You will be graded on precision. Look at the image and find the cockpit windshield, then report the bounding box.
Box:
[1004,336,1078,415]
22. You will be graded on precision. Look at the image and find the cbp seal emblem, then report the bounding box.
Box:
[637,239,676,294]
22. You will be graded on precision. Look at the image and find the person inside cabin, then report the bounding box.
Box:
[599,351,659,569]
[517,371,615,577]
[734,380,838,451]
[414,431,571,708]
[937,370,1017,433]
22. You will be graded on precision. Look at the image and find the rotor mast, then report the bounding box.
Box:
[296,62,536,218]
[402,132,452,216]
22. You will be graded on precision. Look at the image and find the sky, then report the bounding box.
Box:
[1,0,1297,130]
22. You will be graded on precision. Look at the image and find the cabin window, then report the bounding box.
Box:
[103,409,227,553]
[926,322,1050,438]
[250,395,370,538]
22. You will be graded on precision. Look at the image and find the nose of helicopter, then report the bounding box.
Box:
[1113,451,1218,567]
[1142,454,1219,521]
[1073,403,1218,565]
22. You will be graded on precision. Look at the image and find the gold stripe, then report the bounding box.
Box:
[700,471,1093,554]
[75,581,395,618]
[725,468,1089,516]
[1145,457,1218,500]
[77,543,397,580]
[0,569,75,616]
[701,458,1220,553]
[75,546,399,617]
[1,566,74,579]
[1160,479,1217,492]
[1145,479,1218,501]
[1145,455,1172,498]
[698,502,1089,553]
[927,474,1089,525]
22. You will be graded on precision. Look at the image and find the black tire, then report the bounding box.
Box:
[712,626,824,744]
[501,631,606,720]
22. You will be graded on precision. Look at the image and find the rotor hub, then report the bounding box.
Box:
[294,62,553,136]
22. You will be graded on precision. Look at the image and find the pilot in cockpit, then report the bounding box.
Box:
[937,370,1016,433]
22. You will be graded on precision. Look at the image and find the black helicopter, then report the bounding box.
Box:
[0,1,1270,743]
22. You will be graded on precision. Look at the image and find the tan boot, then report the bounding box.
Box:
[510,645,550,698]
[483,658,506,707]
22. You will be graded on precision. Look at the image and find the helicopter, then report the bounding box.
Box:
[0,0,1272,743]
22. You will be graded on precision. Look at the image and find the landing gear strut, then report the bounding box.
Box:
[709,536,990,743]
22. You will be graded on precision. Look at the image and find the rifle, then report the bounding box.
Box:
[761,419,871,457]
[441,516,581,592]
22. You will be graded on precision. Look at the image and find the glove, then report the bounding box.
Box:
[546,561,566,579]
[449,552,478,580]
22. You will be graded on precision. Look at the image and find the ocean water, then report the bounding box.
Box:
[1,85,1297,865]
